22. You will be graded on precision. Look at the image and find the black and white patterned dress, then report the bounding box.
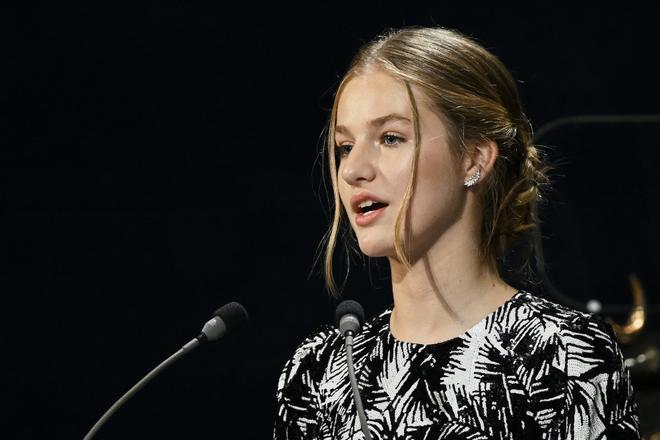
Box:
[273,290,640,439]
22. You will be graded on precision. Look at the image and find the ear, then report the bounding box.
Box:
[463,139,498,184]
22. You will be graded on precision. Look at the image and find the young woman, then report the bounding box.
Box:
[273,27,640,439]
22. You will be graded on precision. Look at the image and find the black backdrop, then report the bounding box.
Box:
[4,3,660,439]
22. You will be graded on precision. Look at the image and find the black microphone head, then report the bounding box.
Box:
[335,300,365,336]
[213,301,249,334]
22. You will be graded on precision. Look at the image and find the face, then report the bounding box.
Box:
[335,69,467,260]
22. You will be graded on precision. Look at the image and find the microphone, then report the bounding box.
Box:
[335,299,365,337]
[83,302,249,440]
[335,300,372,440]
[190,301,250,346]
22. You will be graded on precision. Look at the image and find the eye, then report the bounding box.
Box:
[335,144,353,158]
[382,133,405,146]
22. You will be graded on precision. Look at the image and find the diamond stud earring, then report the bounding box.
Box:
[463,169,481,188]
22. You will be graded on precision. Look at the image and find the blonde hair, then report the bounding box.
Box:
[320,26,550,296]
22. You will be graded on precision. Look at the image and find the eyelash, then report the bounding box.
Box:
[335,133,406,158]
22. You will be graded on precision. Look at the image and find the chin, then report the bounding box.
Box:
[356,237,393,258]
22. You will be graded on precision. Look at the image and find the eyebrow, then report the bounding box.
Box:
[335,113,411,136]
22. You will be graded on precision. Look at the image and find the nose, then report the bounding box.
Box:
[340,140,377,186]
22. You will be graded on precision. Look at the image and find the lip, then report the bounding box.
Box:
[355,204,387,226]
[350,191,389,214]
[350,191,389,227]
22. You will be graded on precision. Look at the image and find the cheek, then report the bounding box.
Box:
[424,143,460,183]
[413,151,461,210]
[380,155,413,198]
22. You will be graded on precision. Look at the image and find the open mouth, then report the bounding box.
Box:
[357,201,388,215]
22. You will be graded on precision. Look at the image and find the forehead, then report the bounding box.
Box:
[336,71,412,126]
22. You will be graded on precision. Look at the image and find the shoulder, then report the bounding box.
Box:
[506,290,596,324]
[495,292,639,436]
[273,325,343,436]
[276,324,342,395]
[276,306,390,393]
[504,291,624,377]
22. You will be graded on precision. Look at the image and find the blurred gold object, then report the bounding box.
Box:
[608,273,646,344]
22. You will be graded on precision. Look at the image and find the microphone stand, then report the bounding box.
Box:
[344,331,372,440]
[82,301,248,440]
[83,339,201,440]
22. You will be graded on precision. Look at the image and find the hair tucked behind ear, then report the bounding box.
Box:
[319,26,552,297]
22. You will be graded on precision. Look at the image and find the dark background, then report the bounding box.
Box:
[4,3,660,439]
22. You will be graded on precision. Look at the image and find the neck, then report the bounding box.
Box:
[387,223,516,344]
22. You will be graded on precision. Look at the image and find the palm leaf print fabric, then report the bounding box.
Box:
[273,291,640,439]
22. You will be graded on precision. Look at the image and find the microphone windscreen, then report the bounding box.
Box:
[335,299,365,329]
[213,302,249,334]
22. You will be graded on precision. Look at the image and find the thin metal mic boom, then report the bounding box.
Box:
[344,332,372,440]
[82,302,248,440]
[335,300,372,440]
[83,339,200,440]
